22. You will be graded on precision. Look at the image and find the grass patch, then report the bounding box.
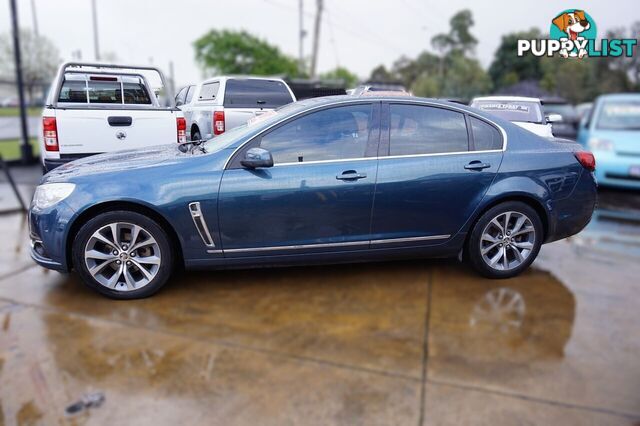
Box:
[0,138,39,161]
[0,107,42,117]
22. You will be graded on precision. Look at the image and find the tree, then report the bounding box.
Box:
[320,67,359,87]
[431,9,478,57]
[488,28,545,90]
[368,65,394,82]
[0,30,61,103]
[411,53,491,99]
[194,30,299,77]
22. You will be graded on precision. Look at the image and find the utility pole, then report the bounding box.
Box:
[298,0,305,76]
[30,0,39,37]
[9,0,33,164]
[91,0,100,60]
[310,0,323,79]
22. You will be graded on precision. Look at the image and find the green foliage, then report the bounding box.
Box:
[320,67,359,87]
[194,30,299,77]
[431,9,478,56]
[369,65,394,82]
[488,28,544,89]
[411,53,491,99]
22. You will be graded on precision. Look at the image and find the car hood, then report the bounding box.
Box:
[43,144,193,183]
[592,129,640,155]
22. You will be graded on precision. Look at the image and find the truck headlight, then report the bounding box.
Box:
[32,183,75,209]
[588,138,613,151]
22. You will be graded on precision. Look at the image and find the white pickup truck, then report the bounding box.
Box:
[40,62,185,172]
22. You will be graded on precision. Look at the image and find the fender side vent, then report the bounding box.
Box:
[188,202,215,248]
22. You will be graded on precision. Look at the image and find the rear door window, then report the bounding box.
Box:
[198,82,220,101]
[389,104,469,155]
[223,79,293,109]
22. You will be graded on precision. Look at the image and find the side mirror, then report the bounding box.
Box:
[241,147,274,169]
[546,113,563,123]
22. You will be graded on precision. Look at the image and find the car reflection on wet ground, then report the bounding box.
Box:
[0,182,639,424]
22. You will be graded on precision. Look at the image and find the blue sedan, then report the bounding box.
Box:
[29,96,597,299]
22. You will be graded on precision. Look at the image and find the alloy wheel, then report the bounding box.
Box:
[480,211,536,271]
[84,222,161,291]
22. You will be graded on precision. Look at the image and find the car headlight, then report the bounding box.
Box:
[588,138,613,151]
[32,183,75,209]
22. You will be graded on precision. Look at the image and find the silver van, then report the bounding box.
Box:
[175,77,296,141]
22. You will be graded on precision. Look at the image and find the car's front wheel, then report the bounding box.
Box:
[467,201,543,279]
[72,210,174,299]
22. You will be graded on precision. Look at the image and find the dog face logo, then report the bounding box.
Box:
[552,10,590,40]
[550,9,597,58]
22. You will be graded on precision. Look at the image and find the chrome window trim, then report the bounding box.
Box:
[212,234,450,254]
[223,98,507,170]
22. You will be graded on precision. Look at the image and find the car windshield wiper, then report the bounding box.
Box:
[177,139,207,154]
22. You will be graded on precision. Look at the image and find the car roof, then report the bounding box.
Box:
[201,76,287,84]
[596,93,640,101]
[472,96,542,103]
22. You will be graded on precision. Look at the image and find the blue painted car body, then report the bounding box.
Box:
[29,96,597,273]
[577,93,640,189]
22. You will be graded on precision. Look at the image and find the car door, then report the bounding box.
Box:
[218,102,380,257]
[370,102,504,247]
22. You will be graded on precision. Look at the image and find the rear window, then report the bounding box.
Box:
[57,74,152,105]
[223,79,293,109]
[472,100,543,124]
[58,80,87,103]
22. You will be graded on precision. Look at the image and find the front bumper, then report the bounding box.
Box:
[593,151,640,189]
[28,201,76,272]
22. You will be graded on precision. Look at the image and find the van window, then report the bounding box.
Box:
[223,79,293,109]
[198,82,220,101]
[58,80,88,103]
[87,79,122,104]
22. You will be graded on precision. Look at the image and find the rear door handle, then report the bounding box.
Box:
[336,170,367,181]
[464,161,491,171]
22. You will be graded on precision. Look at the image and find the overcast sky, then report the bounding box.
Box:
[1,0,638,87]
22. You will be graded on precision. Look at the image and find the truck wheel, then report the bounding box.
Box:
[72,210,174,299]
[192,129,201,141]
[466,201,543,279]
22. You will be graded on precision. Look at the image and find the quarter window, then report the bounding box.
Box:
[198,82,220,101]
[389,105,469,155]
[260,104,372,164]
[470,117,502,151]
[185,85,196,104]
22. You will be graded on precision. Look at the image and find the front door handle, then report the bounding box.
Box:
[336,170,367,181]
[464,161,491,171]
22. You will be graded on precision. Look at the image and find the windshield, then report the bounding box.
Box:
[472,100,544,124]
[596,100,640,130]
[543,104,575,119]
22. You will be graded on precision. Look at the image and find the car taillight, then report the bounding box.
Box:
[574,151,595,171]
[43,117,58,152]
[213,111,225,135]
[176,117,186,143]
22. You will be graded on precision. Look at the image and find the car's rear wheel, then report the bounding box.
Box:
[467,201,542,279]
[72,211,174,299]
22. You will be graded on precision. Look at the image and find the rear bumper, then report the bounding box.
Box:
[546,169,597,243]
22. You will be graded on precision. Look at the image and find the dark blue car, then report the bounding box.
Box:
[29,96,597,299]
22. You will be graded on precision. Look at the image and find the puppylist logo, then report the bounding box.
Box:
[517,9,637,59]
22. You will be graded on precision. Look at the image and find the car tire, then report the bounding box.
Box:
[72,210,174,299]
[466,201,543,279]
[192,129,201,141]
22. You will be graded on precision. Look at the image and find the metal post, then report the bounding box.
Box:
[298,0,305,75]
[310,0,323,79]
[92,0,100,60]
[9,0,33,164]
[30,0,39,37]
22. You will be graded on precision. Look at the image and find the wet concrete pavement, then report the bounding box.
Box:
[0,183,639,424]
